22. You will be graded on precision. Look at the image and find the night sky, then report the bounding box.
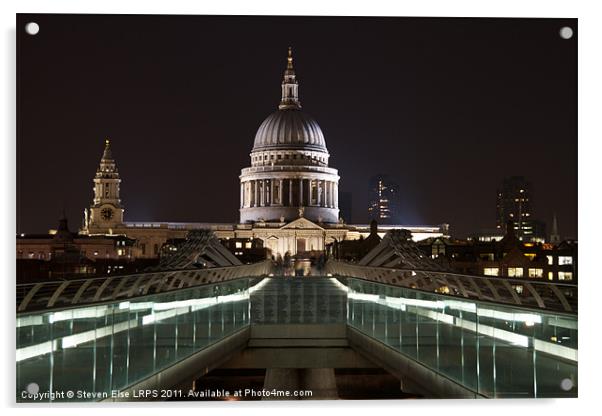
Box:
[16,14,577,238]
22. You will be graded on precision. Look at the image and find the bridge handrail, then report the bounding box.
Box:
[17,260,274,314]
[326,260,577,314]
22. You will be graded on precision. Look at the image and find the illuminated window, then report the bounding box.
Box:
[484,268,499,276]
[558,272,573,281]
[480,253,494,261]
[245,242,252,249]
[235,242,242,248]
[523,253,536,260]
[528,268,543,278]
[546,255,553,265]
[508,267,523,277]
[548,271,554,281]
[558,256,573,265]
[513,285,524,294]
[117,249,124,256]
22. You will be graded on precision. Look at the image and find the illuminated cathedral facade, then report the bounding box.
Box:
[81,49,447,258]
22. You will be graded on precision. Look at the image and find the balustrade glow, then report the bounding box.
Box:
[340,277,577,398]
[16,276,577,401]
[17,279,250,402]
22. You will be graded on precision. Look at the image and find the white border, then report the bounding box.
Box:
[2,1,600,415]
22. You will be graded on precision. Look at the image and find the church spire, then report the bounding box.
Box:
[550,213,561,244]
[279,46,301,110]
[102,138,113,160]
[86,138,124,231]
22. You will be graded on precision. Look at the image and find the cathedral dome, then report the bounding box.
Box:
[252,109,327,152]
[239,47,340,226]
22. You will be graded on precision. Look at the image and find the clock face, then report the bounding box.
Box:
[101,207,114,221]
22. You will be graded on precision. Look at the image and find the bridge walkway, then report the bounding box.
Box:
[16,276,577,401]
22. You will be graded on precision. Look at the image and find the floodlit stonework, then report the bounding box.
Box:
[80,49,447,259]
[239,47,340,224]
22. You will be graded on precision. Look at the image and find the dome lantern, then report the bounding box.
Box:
[252,47,328,154]
[279,46,301,110]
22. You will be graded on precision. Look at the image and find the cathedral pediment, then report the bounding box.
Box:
[280,217,324,230]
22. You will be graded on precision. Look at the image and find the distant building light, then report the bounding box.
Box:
[508,267,524,278]
[484,268,499,276]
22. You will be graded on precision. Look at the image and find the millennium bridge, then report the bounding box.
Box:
[16,231,577,401]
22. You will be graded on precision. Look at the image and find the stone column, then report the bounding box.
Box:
[264,179,268,206]
[334,182,338,208]
[254,180,258,207]
[318,180,321,206]
[270,179,274,206]
[299,178,304,206]
[247,182,251,207]
[240,182,244,208]
[243,182,249,208]
[278,179,283,206]
[289,179,293,207]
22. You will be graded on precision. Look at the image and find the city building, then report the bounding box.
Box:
[495,176,546,242]
[471,228,505,242]
[73,49,447,260]
[18,214,138,262]
[16,215,145,281]
[550,213,561,243]
[368,174,400,224]
[329,220,382,261]
[418,223,577,283]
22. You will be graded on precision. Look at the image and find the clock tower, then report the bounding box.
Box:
[85,139,124,233]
